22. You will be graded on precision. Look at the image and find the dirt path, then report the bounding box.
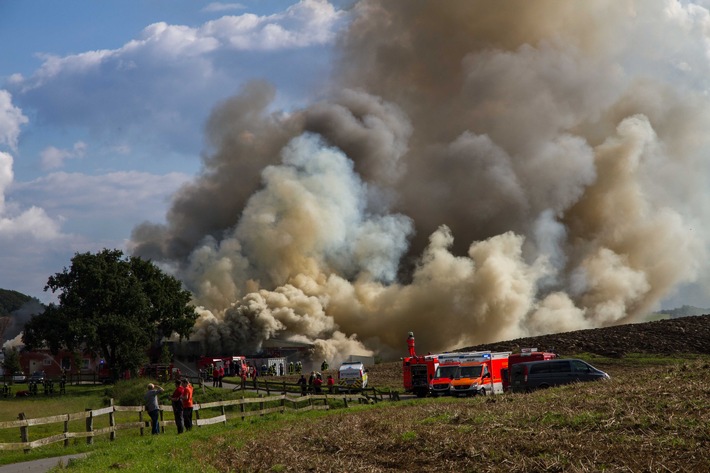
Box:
[0,454,87,473]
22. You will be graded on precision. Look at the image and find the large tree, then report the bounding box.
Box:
[23,249,197,378]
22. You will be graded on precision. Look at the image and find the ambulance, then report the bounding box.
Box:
[449,352,511,396]
[429,352,492,396]
[338,361,368,390]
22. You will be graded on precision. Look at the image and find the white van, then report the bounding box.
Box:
[338,361,368,390]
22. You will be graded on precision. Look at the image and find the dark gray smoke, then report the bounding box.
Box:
[131,0,710,362]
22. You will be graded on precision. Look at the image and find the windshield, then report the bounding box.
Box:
[457,365,483,378]
[434,365,458,379]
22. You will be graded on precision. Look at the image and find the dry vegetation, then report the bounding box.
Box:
[194,316,710,472]
[198,357,710,472]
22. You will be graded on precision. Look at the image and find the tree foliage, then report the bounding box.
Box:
[2,347,21,375]
[22,249,198,378]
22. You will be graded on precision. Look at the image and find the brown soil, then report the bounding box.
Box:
[459,314,710,357]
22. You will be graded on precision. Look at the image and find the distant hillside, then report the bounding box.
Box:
[658,304,710,318]
[0,288,45,342]
[0,288,40,317]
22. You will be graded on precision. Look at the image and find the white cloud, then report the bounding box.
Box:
[201,0,344,50]
[15,170,192,221]
[0,151,66,239]
[5,1,345,160]
[40,141,87,170]
[0,90,28,150]
[202,2,247,13]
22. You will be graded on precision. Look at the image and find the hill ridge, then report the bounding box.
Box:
[459,314,710,357]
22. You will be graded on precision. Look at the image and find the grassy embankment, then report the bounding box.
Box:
[1,354,709,472]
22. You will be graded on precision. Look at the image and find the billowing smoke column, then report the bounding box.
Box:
[130,0,710,363]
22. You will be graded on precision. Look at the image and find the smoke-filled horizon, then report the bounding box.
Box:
[130,0,710,363]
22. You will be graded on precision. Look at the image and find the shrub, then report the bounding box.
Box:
[105,378,161,406]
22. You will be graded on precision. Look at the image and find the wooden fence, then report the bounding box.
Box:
[0,391,383,452]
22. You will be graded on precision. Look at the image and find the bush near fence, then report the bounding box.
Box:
[0,390,392,452]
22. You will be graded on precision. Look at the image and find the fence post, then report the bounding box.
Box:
[343,395,348,408]
[282,380,286,394]
[109,399,116,441]
[259,394,265,417]
[195,406,200,428]
[240,395,246,421]
[18,413,29,453]
[85,408,94,445]
[139,410,145,436]
[266,381,270,396]
[221,405,227,426]
[159,408,164,433]
[64,414,70,447]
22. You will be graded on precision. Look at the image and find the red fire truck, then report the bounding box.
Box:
[402,331,439,397]
[196,355,247,379]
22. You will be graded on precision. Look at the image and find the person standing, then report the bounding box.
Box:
[297,374,307,396]
[327,375,335,394]
[218,365,224,388]
[241,369,247,390]
[212,365,219,388]
[181,378,194,431]
[144,383,164,435]
[313,375,323,394]
[170,379,185,434]
[308,371,315,393]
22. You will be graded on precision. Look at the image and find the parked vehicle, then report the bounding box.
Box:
[402,332,439,397]
[12,372,26,383]
[449,352,510,396]
[429,359,459,396]
[338,361,368,390]
[503,348,557,392]
[509,358,610,393]
[429,352,494,396]
[29,370,46,383]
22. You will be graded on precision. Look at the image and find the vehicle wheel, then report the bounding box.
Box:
[538,384,550,389]
[479,388,486,396]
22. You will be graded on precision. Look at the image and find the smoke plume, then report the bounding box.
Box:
[131,0,710,362]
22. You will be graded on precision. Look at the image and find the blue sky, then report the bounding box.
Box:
[0,0,349,302]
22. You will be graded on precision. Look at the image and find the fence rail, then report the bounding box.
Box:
[0,391,384,452]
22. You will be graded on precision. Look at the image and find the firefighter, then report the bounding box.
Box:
[321,360,329,371]
[289,362,294,375]
[407,331,416,356]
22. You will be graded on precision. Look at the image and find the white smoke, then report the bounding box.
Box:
[131,0,710,361]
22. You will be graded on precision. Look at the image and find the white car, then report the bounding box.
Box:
[12,372,27,383]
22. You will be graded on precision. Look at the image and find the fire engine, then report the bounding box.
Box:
[196,355,247,378]
[449,351,510,396]
[402,332,438,397]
